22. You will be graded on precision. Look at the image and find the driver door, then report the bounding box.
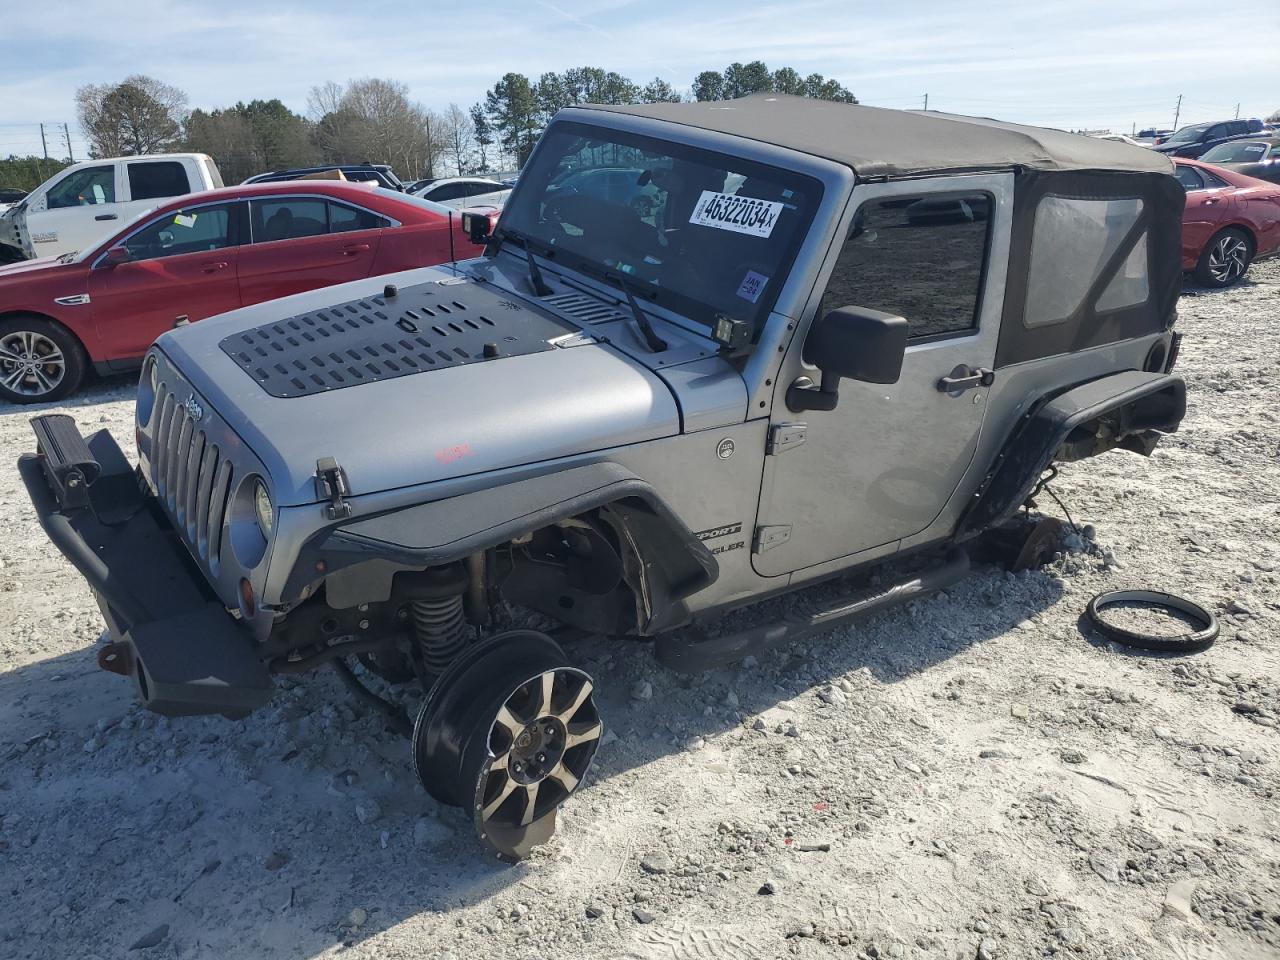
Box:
[88,200,245,360]
[754,174,1013,577]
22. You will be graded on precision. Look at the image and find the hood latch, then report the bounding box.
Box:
[315,457,352,520]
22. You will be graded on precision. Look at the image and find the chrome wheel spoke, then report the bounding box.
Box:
[520,781,541,826]
[494,704,525,740]
[1,367,27,390]
[555,678,594,723]
[547,761,579,793]
[564,720,603,750]
[480,772,519,821]
[0,346,24,363]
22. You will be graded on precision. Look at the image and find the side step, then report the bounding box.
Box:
[655,549,970,673]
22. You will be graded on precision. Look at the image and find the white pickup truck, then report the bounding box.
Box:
[0,153,223,261]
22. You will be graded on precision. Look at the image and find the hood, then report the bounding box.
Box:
[0,254,70,278]
[157,265,682,505]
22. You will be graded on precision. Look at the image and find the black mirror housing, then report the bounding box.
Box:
[787,306,908,412]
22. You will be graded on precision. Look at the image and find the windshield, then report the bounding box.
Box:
[1166,123,1212,144]
[500,121,822,332]
[1201,140,1272,163]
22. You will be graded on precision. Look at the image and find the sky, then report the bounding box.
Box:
[3,0,1278,159]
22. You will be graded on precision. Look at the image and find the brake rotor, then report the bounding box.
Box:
[411,630,602,861]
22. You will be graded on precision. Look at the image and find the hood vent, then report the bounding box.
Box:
[219,280,575,398]
[542,292,628,325]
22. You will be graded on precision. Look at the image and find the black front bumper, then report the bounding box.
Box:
[20,416,272,717]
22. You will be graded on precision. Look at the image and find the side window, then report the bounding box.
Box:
[1200,169,1231,189]
[252,198,328,242]
[466,182,500,197]
[121,204,233,262]
[127,161,190,201]
[1024,195,1148,327]
[426,183,470,202]
[1175,166,1205,191]
[1271,144,1280,158]
[47,166,116,209]
[328,201,389,233]
[821,194,991,340]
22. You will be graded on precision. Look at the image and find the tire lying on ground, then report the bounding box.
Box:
[1085,589,1219,653]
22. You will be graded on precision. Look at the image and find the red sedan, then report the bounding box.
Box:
[1174,158,1280,287]
[0,181,489,403]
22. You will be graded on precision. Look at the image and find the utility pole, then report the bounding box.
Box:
[1172,94,1182,131]
[1234,102,1240,119]
[39,123,48,160]
[923,93,929,111]
[63,123,74,162]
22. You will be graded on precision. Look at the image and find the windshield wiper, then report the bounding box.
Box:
[496,226,553,297]
[615,275,667,353]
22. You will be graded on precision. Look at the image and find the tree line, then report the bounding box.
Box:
[9,64,856,188]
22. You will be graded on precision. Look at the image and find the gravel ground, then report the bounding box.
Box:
[1,263,1278,960]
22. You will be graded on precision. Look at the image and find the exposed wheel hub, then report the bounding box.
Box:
[509,716,566,784]
[412,630,602,861]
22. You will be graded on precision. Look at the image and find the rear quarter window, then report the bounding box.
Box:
[128,161,191,201]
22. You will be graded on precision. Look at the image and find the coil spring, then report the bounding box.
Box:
[411,595,470,674]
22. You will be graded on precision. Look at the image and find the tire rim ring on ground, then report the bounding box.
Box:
[1085,588,1219,653]
[1208,235,1249,284]
[0,330,66,397]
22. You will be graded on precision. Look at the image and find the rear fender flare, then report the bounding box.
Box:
[957,370,1186,539]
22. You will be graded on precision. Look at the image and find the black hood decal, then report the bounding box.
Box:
[218,278,576,398]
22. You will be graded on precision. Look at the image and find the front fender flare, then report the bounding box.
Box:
[283,461,718,615]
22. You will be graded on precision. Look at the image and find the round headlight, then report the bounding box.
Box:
[253,480,273,536]
[147,356,159,391]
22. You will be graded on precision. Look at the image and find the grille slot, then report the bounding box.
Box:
[218,280,575,398]
[150,387,234,569]
[542,292,628,324]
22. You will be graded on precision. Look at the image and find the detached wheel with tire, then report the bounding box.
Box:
[1195,227,1253,288]
[0,316,87,404]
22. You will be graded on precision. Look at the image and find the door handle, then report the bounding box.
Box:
[937,366,994,392]
[94,214,118,221]
[201,261,229,273]
[343,243,371,255]
[1204,197,1220,205]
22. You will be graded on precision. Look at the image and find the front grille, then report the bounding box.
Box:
[151,381,233,573]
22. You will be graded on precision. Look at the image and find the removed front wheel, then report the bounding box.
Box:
[412,630,602,861]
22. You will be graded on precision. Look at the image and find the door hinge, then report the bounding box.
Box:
[766,422,807,455]
[315,456,352,520]
[754,524,791,553]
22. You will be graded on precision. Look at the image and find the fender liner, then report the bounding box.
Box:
[957,370,1185,539]
[285,461,718,618]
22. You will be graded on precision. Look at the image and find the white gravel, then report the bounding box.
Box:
[1,263,1278,960]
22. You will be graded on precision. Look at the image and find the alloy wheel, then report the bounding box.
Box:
[1208,234,1249,285]
[0,330,66,397]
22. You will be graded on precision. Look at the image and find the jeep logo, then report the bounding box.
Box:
[183,396,204,421]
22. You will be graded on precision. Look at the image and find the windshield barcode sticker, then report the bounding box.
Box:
[689,191,783,238]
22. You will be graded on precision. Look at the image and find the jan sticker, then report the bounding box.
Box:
[173,213,197,229]
[736,270,768,303]
[689,190,783,238]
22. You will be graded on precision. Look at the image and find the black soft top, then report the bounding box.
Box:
[578,94,1174,179]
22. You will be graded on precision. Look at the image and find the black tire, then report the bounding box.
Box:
[1085,589,1218,654]
[1194,227,1253,288]
[0,315,87,404]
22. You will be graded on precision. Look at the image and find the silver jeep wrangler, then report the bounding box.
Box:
[21,95,1187,860]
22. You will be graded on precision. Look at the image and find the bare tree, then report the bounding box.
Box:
[442,104,474,176]
[308,78,444,179]
[76,75,188,157]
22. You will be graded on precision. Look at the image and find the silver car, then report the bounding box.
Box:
[21,95,1187,861]
[411,176,512,210]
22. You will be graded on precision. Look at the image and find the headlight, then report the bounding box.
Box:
[253,480,273,536]
[137,355,159,426]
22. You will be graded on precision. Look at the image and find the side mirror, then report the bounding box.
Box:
[97,246,130,269]
[786,306,908,412]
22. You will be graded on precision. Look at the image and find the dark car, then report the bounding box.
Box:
[1198,137,1280,185]
[1153,119,1265,158]
[0,187,26,205]
[242,164,405,191]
